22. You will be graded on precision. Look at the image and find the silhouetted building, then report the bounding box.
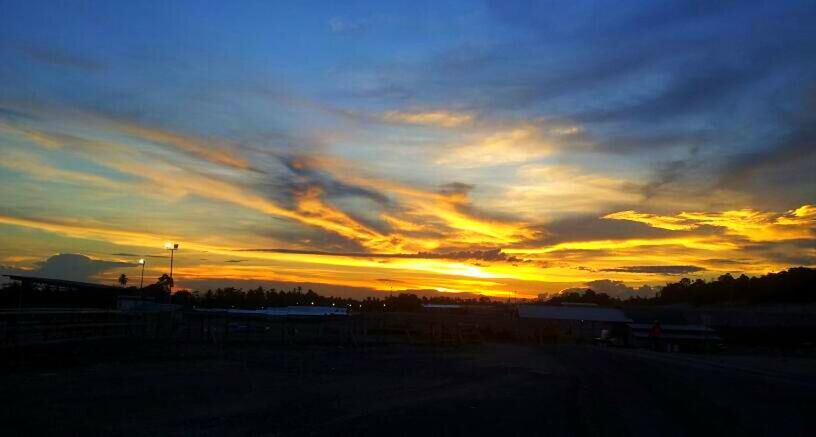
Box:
[3,274,128,309]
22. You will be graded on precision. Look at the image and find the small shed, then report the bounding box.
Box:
[518,304,632,342]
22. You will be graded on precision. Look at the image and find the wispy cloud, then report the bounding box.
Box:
[434,122,582,168]
[382,110,474,128]
[18,44,104,71]
[328,17,367,33]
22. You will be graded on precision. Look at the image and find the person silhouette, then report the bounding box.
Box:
[650,320,663,351]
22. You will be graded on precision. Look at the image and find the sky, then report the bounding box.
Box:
[1,0,814,299]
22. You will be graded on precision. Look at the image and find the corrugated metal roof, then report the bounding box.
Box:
[196,306,348,317]
[3,274,119,290]
[628,323,716,332]
[518,305,632,323]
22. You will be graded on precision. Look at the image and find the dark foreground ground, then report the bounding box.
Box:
[2,342,814,436]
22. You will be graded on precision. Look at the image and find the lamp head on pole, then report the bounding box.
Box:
[164,242,179,250]
[138,258,145,265]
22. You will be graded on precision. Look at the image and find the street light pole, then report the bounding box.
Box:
[164,243,179,303]
[138,258,146,291]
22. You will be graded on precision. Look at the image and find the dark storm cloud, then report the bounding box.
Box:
[601,265,706,275]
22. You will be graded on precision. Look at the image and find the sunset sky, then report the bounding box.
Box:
[1,1,814,298]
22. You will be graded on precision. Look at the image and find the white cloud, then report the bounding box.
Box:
[328,17,366,33]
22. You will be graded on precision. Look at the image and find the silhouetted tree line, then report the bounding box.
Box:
[545,289,620,307]
[180,286,361,309]
[3,267,813,309]
[655,267,816,305]
[179,287,496,312]
[542,267,816,307]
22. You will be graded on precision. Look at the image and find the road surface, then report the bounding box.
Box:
[1,343,813,436]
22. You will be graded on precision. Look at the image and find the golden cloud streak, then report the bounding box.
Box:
[604,205,816,241]
[602,210,696,231]
[292,155,538,247]
[505,237,738,254]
